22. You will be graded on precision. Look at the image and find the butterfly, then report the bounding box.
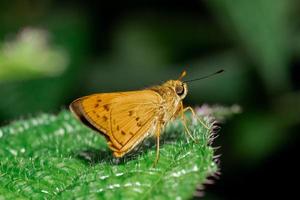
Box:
[70,70,223,166]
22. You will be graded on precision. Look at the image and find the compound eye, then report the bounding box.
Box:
[175,85,184,96]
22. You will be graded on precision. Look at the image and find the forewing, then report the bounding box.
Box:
[70,90,163,154]
[70,92,125,138]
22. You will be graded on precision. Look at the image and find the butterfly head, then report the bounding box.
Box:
[174,80,188,99]
[163,79,188,100]
[172,70,188,99]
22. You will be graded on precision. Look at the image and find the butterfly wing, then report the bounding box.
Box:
[70,90,163,157]
[109,92,163,156]
[70,92,123,137]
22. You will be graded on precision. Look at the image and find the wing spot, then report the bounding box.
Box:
[129,132,134,135]
[117,125,120,131]
[95,103,99,108]
[103,104,110,111]
[135,117,140,121]
[97,99,102,102]
[102,116,108,121]
[128,111,133,116]
[137,122,142,127]
[121,131,126,135]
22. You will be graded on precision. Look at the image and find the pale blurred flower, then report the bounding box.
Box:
[0,28,69,81]
[196,104,242,122]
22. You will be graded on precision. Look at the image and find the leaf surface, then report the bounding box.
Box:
[0,111,218,199]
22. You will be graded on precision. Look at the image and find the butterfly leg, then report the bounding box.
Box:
[180,103,197,142]
[153,124,161,168]
[183,106,210,130]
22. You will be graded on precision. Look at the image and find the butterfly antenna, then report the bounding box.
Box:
[184,69,224,83]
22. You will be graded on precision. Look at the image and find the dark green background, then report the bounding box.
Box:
[0,0,299,199]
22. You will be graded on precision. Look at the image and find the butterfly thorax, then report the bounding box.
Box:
[150,80,188,123]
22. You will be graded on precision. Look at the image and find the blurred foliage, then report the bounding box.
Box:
[208,0,291,93]
[0,110,219,199]
[231,112,285,165]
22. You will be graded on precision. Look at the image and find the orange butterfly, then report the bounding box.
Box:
[70,70,223,166]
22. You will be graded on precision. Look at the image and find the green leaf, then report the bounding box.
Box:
[0,110,219,199]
